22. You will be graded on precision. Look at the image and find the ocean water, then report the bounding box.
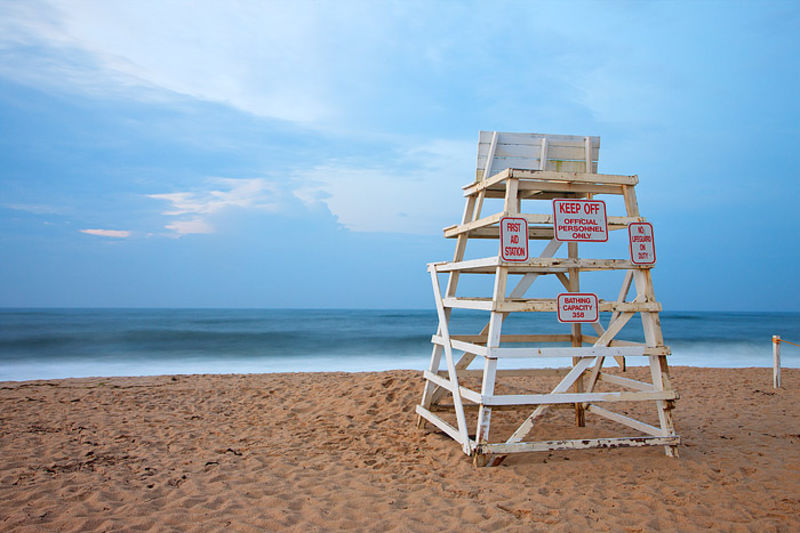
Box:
[0,308,798,381]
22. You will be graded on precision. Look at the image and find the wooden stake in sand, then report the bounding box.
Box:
[773,335,781,388]
[416,131,680,466]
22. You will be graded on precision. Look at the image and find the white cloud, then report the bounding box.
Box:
[80,229,130,238]
[145,142,474,237]
[0,1,375,125]
[292,139,473,234]
[3,203,65,215]
[0,1,502,130]
[149,178,279,236]
[163,218,213,236]
[0,0,757,137]
[149,178,277,215]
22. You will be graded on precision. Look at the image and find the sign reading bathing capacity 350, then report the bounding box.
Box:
[553,199,608,242]
[557,293,599,323]
[500,217,528,261]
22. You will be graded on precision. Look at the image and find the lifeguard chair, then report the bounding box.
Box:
[415,131,679,466]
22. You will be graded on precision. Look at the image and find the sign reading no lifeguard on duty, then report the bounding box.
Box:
[500,217,528,261]
[557,293,599,323]
[553,199,608,242]
[628,222,656,265]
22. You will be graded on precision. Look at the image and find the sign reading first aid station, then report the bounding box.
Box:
[500,217,528,261]
[553,199,608,242]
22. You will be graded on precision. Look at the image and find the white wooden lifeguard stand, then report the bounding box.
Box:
[415,131,679,466]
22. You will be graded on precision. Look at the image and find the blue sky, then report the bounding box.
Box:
[0,1,798,310]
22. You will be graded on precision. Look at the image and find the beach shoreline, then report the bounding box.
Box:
[2,367,798,531]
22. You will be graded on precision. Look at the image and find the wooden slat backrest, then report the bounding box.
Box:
[476,131,601,180]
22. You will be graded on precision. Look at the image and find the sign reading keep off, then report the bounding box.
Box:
[553,199,608,242]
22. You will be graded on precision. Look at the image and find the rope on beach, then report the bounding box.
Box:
[775,337,800,348]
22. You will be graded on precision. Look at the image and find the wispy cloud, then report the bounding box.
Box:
[0,1,357,125]
[80,228,130,238]
[292,139,473,234]
[163,218,213,236]
[0,1,527,131]
[143,140,473,237]
[149,178,279,236]
[3,203,65,215]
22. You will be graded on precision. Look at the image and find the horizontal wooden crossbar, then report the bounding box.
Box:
[440,298,493,311]
[458,226,556,240]
[476,435,679,455]
[475,182,624,199]
[433,257,651,273]
[446,334,574,344]
[480,389,678,406]
[440,297,662,314]
[430,336,670,358]
[435,368,571,379]
[463,169,638,195]
[433,403,575,412]
[488,345,670,358]
[443,212,639,239]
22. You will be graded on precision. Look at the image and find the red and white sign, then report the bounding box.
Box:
[553,199,608,242]
[629,222,656,265]
[500,217,528,261]
[557,292,599,323]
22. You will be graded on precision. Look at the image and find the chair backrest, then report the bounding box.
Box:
[476,131,600,180]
